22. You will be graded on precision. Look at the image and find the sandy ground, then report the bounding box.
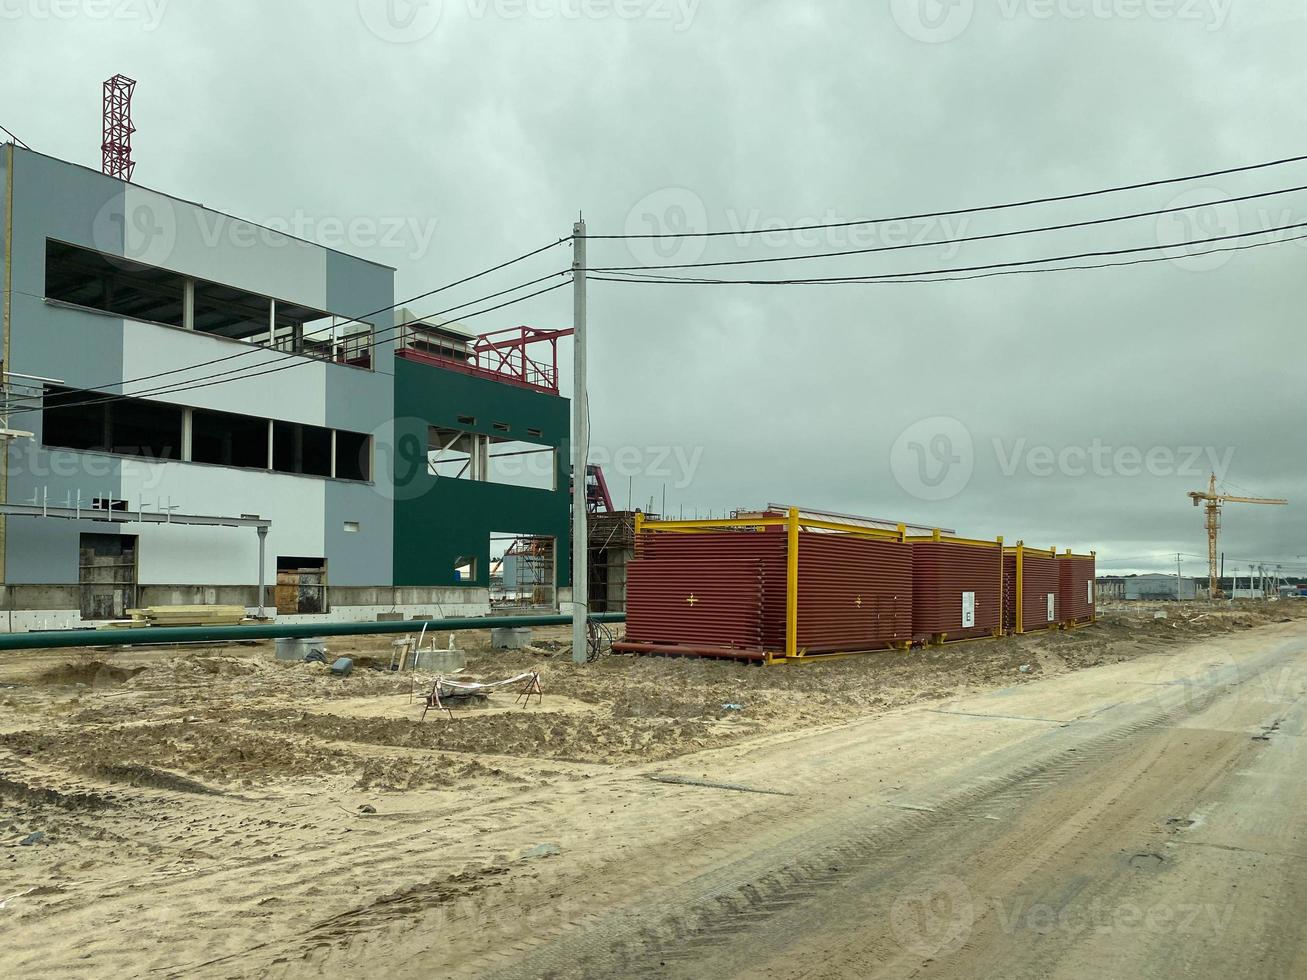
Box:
[0,601,1304,977]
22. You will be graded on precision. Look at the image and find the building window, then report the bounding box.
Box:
[192,408,269,470]
[272,421,333,478]
[335,430,372,482]
[45,241,185,327]
[192,281,272,341]
[42,387,181,460]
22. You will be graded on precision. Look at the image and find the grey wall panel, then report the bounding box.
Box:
[11,150,126,296]
[324,479,393,587]
[10,294,125,392]
[324,248,395,357]
[3,445,124,585]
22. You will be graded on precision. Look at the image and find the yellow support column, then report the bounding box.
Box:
[786,507,799,659]
[995,535,1005,636]
[1015,543,1025,634]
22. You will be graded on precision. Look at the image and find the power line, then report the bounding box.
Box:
[589,182,1307,273]
[0,124,28,149]
[591,220,1307,286]
[589,150,1307,240]
[38,237,570,410]
[6,277,571,418]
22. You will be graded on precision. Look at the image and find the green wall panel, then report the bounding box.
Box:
[392,357,571,588]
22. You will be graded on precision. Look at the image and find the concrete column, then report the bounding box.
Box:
[183,280,195,331]
[181,408,193,461]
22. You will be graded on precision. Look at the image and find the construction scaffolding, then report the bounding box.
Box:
[588,511,652,614]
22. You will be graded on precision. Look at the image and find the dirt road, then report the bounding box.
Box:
[333,619,1307,979]
[2,613,1305,977]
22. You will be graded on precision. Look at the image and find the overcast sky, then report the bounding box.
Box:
[3,0,1305,577]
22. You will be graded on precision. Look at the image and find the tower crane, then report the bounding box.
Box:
[1188,474,1287,598]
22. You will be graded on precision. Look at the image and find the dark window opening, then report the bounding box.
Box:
[192,281,272,341]
[42,386,181,460]
[335,430,371,482]
[45,240,184,327]
[272,421,333,477]
[192,409,269,470]
[493,422,510,433]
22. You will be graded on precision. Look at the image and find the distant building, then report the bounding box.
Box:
[1122,574,1202,601]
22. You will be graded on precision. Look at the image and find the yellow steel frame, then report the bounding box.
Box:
[637,509,910,663]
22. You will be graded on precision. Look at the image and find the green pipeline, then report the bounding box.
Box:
[0,613,625,652]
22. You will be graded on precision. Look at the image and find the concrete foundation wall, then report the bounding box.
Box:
[0,583,493,632]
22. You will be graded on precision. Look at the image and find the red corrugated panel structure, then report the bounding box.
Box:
[625,531,786,654]
[910,537,1003,643]
[1058,552,1096,624]
[795,534,912,653]
[620,517,911,661]
[1003,546,1061,632]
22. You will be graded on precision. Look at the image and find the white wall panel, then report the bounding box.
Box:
[123,185,328,309]
[120,320,328,425]
[121,461,326,586]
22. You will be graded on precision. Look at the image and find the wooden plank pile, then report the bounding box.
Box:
[115,605,248,628]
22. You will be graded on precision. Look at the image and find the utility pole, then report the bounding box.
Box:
[1175,552,1183,598]
[571,217,588,665]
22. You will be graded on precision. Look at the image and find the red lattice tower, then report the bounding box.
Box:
[101,74,137,181]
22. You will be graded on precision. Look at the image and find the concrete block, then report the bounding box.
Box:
[414,648,466,672]
[492,627,532,650]
[276,637,328,662]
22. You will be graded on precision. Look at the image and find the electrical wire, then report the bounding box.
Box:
[35,237,569,411]
[0,125,28,149]
[590,220,1307,286]
[5,277,571,418]
[587,150,1307,240]
[589,182,1307,273]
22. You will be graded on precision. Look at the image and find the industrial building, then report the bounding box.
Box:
[0,145,572,630]
[1122,575,1203,601]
